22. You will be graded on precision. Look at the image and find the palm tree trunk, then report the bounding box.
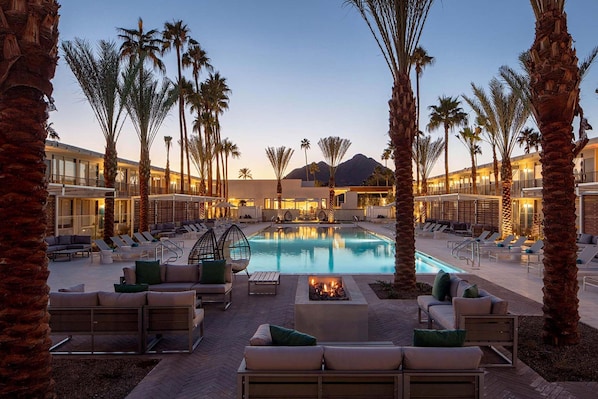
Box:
[103,140,118,241]
[530,3,580,346]
[139,146,151,233]
[390,75,417,291]
[415,74,421,194]
[471,152,477,195]
[444,125,450,194]
[183,110,192,193]
[500,160,513,236]
[0,88,55,398]
[492,146,500,196]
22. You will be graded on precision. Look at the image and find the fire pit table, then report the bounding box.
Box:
[295,275,368,341]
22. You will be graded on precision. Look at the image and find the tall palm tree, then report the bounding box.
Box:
[473,114,500,195]
[456,127,482,194]
[221,138,241,201]
[347,0,433,290]
[415,135,444,220]
[463,78,529,236]
[188,133,209,218]
[381,147,392,186]
[500,46,597,156]
[182,39,213,93]
[163,20,190,193]
[412,46,435,192]
[124,71,175,232]
[265,146,294,214]
[318,136,351,222]
[238,168,253,179]
[200,72,231,197]
[427,96,468,194]
[309,162,320,184]
[0,1,59,396]
[164,136,173,193]
[301,138,311,181]
[529,0,581,346]
[517,127,541,154]
[62,39,135,242]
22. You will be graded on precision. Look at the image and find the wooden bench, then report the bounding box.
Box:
[248,271,280,295]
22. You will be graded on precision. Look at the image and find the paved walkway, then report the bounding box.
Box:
[47,222,598,398]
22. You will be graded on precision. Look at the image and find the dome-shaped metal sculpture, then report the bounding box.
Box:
[283,210,293,222]
[188,228,219,264]
[217,224,251,275]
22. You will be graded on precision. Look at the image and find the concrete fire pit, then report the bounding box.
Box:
[294,275,368,341]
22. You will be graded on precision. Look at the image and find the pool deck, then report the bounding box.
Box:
[47,222,598,398]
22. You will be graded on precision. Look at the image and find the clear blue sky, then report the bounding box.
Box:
[51,0,598,180]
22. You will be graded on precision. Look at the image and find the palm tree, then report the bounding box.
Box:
[456,127,482,194]
[221,138,241,201]
[517,127,541,154]
[309,162,320,184]
[46,122,60,140]
[265,146,294,214]
[529,0,581,346]
[301,138,311,181]
[415,135,444,220]
[500,47,597,156]
[318,136,351,222]
[163,20,190,193]
[164,136,173,193]
[348,0,433,290]
[463,78,528,236]
[473,114,500,195]
[124,71,175,232]
[188,133,209,218]
[62,39,135,242]
[412,46,435,192]
[381,147,392,186]
[199,72,231,197]
[0,1,59,396]
[182,39,213,93]
[427,96,468,194]
[238,168,253,179]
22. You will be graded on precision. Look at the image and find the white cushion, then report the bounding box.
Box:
[250,324,273,346]
[244,346,323,370]
[323,346,403,370]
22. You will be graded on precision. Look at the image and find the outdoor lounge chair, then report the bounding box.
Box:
[446,230,490,249]
[110,236,150,260]
[134,231,156,246]
[531,245,598,277]
[479,234,514,248]
[487,236,528,260]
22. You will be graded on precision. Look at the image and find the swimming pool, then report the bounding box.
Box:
[246,225,463,274]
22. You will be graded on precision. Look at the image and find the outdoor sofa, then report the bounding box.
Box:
[122,260,233,310]
[417,272,518,366]
[45,235,92,259]
[148,222,177,238]
[237,324,485,399]
[48,289,204,354]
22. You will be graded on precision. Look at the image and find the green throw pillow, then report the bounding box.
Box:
[462,284,479,298]
[269,325,317,346]
[114,284,149,293]
[200,259,226,284]
[135,260,161,285]
[431,270,451,300]
[413,329,466,347]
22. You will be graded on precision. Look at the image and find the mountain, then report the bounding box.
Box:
[285,154,389,186]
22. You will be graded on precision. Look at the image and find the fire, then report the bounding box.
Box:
[309,277,347,300]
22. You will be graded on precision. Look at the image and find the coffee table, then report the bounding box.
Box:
[248,271,280,295]
[51,248,90,261]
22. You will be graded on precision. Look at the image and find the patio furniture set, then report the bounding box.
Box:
[237,324,485,399]
[45,234,92,261]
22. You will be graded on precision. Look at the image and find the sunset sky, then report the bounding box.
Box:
[51,0,598,180]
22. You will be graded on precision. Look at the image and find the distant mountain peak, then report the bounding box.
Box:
[285,153,390,186]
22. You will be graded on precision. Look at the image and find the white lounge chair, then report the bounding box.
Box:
[487,236,528,260]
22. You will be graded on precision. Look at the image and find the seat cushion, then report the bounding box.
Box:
[402,346,483,370]
[165,265,199,283]
[417,295,449,312]
[150,282,196,292]
[147,290,195,307]
[323,346,403,370]
[98,291,147,307]
[244,346,324,370]
[49,292,98,307]
[58,283,85,292]
[452,296,492,328]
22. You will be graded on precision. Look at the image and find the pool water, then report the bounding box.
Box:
[246,225,463,274]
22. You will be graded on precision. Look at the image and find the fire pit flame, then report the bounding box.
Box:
[309,277,348,301]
